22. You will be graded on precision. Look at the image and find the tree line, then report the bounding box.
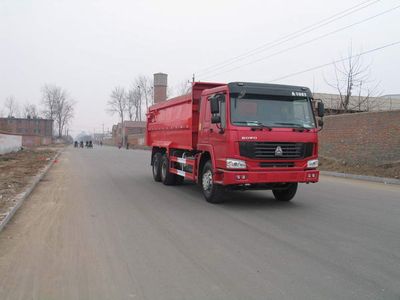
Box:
[1,84,75,138]
[106,75,191,124]
[106,75,191,146]
[107,75,153,125]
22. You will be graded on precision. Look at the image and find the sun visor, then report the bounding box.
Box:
[228,82,313,98]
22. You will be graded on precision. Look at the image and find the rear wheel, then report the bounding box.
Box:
[272,183,298,202]
[201,161,224,204]
[161,154,177,185]
[152,152,162,182]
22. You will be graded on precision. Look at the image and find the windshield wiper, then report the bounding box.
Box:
[233,121,272,131]
[273,122,311,131]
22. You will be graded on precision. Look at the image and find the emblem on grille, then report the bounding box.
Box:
[275,146,283,156]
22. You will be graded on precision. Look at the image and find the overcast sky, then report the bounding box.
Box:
[1,0,399,136]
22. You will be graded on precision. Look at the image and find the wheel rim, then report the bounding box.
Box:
[153,158,158,176]
[161,160,167,180]
[202,170,213,192]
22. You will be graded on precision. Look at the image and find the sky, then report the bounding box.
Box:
[1,0,399,136]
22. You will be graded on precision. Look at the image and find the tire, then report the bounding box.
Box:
[152,152,162,182]
[161,154,176,185]
[175,175,184,185]
[273,183,298,202]
[201,161,224,204]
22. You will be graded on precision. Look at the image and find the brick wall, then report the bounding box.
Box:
[22,135,41,147]
[0,118,53,137]
[319,110,400,166]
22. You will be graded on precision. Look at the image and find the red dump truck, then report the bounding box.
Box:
[146,82,324,203]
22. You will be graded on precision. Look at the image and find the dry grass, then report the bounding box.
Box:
[0,148,57,220]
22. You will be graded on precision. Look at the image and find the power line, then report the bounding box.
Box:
[269,40,400,82]
[202,4,400,80]
[196,0,381,76]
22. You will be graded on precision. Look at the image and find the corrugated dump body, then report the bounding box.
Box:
[147,82,223,150]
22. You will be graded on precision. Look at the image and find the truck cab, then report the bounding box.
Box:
[196,82,322,201]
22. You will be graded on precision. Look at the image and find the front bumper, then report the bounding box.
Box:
[215,169,319,185]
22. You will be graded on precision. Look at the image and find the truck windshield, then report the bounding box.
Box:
[230,94,316,129]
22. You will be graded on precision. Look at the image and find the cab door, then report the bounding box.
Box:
[198,94,211,144]
[208,93,228,170]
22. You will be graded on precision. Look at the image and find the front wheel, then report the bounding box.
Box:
[272,183,298,202]
[201,161,224,204]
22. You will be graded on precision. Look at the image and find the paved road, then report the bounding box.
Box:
[0,147,399,300]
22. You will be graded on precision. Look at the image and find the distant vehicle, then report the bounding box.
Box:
[80,141,84,148]
[146,82,324,203]
[74,141,78,148]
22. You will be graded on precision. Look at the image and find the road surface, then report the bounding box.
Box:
[0,146,399,300]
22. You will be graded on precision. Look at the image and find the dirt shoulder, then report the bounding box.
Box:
[319,156,400,180]
[0,147,60,222]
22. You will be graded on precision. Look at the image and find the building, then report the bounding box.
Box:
[314,93,400,114]
[153,73,168,104]
[112,121,146,146]
[0,117,53,146]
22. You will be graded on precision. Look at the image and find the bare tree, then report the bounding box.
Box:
[41,84,60,120]
[57,99,75,138]
[107,86,127,144]
[23,103,39,118]
[175,80,192,96]
[126,87,141,121]
[126,89,135,121]
[4,96,19,117]
[41,84,75,137]
[135,75,153,120]
[326,44,380,113]
[166,79,192,99]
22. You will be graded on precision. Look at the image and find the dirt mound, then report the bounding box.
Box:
[319,156,400,179]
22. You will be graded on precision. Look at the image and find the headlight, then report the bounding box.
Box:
[307,159,318,168]
[226,158,247,169]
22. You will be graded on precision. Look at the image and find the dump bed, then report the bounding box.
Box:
[146,82,223,150]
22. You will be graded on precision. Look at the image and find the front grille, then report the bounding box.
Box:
[259,162,295,168]
[239,142,313,159]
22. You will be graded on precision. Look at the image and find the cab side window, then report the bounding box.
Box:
[204,96,211,123]
[219,98,226,128]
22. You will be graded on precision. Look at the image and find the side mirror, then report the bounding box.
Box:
[211,115,221,124]
[210,96,220,114]
[317,102,325,118]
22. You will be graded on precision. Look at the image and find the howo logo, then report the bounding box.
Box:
[275,146,283,156]
[241,136,257,140]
